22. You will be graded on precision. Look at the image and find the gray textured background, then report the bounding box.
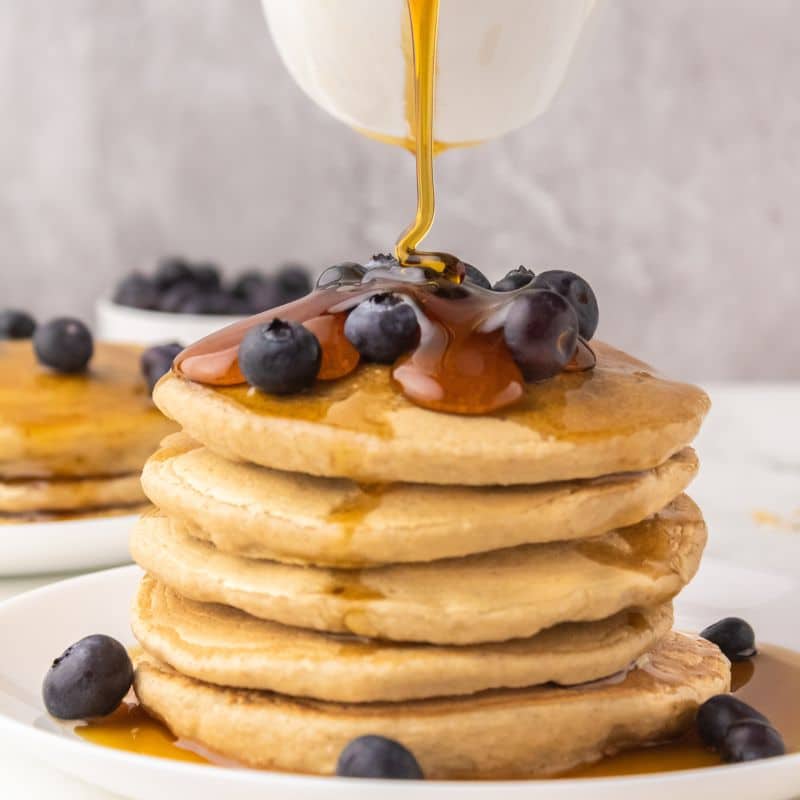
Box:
[1,0,797,379]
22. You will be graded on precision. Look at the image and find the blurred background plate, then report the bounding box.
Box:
[0,514,136,577]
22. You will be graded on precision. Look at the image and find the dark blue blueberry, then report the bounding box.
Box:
[153,256,193,290]
[532,270,599,340]
[245,280,284,314]
[158,283,203,314]
[0,309,36,339]
[190,262,222,291]
[232,269,267,300]
[696,695,770,749]
[239,319,321,395]
[33,318,94,373]
[503,289,578,381]
[275,263,312,303]
[140,342,183,393]
[113,273,160,310]
[365,253,400,270]
[42,634,133,720]
[461,262,491,290]
[336,735,424,780]
[317,262,366,288]
[177,290,239,316]
[344,293,420,363]
[493,266,535,292]
[700,618,757,661]
[721,720,785,763]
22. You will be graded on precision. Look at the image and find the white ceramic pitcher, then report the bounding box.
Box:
[262,0,595,146]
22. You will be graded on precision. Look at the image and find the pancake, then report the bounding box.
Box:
[133,632,730,778]
[132,575,674,702]
[141,433,697,566]
[0,473,144,514]
[0,340,176,479]
[153,342,709,486]
[130,495,706,644]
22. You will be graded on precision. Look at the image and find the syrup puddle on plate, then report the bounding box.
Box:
[74,644,800,779]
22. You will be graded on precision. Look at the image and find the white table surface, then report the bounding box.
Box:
[1,382,798,799]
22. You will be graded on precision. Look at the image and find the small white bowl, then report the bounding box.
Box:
[95,299,246,347]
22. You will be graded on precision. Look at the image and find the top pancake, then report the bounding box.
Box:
[0,341,176,478]
[154,342,709,485]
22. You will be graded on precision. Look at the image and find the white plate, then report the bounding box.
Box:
[96,298,245,347]
[0,514,136,577]
[0,563,799,799]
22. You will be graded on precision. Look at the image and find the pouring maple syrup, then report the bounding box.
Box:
[393,0,463,277]
[174,0,598,416]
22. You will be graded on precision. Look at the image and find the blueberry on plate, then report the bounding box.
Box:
[42,634,133,720]
[141,342,183,393]
[245,280,284,314]
[153,256,193,290]
[503,289,578,381]
[190,262,222,291]
[696,694,769,749]
[532,269,599,340]
[700,617,757,661]
[33,318,94,373]
[336,735,424,780]
[112,273,160,310]
[275,263,312,303]
[493,266,535,292]
[158,283,203,314]
[344,293,420,363]
[232,269,267,300]
[0,309,36,339]
[461,262,492,290]
[721,720,785,763]
[239,319,321,394]
[317,262,366,289]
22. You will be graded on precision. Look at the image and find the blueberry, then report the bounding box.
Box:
[245,280,284,314]
[275,263,312,303]
[0,309,36,339]
[42,634,133,720]
[493,266,535,292]
[232,269,267,300]
[141,342,183,392]
[154,256,193,290]
[179,290,238,316]
[700,618,757,661]
[721,720,785,763]
[344,293,420,363]
[532,270,599,340]
[365,253,400,270]
[317,262,366,289]
[503,289,579,381]
[112,273,160,310]
[696,695,770,749]
[33,318,94,373]
[461,262,491,290]
[239,319,321,394]
[159,283,202,314]
[336,735,424,780]
[190,262,222,291]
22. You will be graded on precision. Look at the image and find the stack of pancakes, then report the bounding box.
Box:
[0,341,174,523]
[130,342,731,778]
